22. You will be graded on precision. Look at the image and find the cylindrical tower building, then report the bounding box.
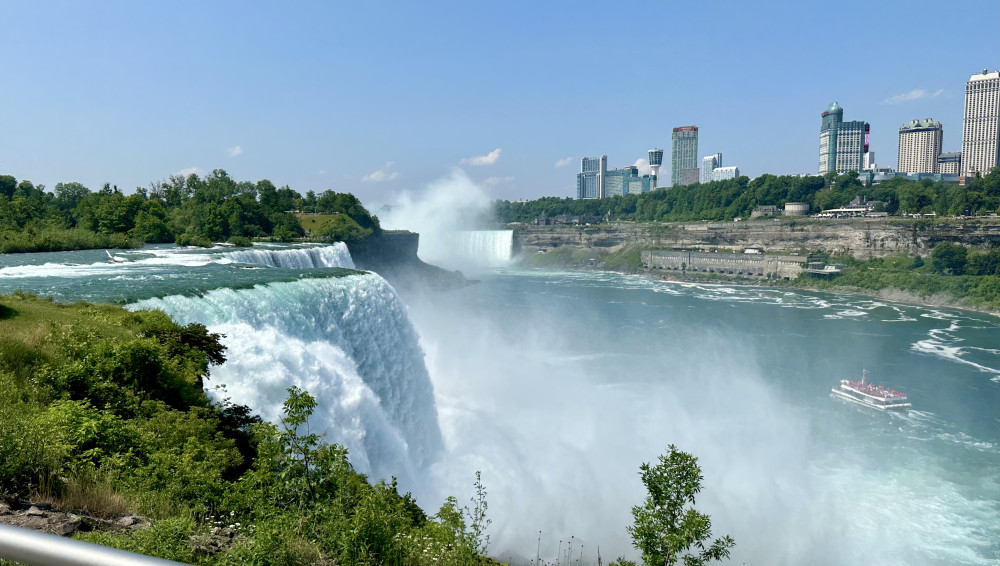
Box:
[648,148,663,179]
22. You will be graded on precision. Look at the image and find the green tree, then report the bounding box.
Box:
[627,445,734,566]
[931,242,968,275]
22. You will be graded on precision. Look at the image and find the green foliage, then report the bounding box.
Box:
[77,517,207,564]
[628,445,734,566]
[492,168,1000,224]
[227,235,253,247]
[176,232,214,247]
[0,297,489,565]
[931,242,968,275]
[0,171,380,253]
[604,245,644,270]
[313,213,373,242]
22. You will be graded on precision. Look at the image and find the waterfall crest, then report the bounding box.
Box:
[222,243,355,269]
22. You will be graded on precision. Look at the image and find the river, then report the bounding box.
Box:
[1,242,997,565]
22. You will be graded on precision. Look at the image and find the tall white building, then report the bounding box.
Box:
[701,153,722,183]
[898,119,943,174]
[576,155,607,199]
[961,69,1000,175]
[864,151,876,171]
[711,166,740,181]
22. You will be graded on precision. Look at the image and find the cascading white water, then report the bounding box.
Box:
[427,230,513,267]
[222,243,355,269]
[129,272,439,487]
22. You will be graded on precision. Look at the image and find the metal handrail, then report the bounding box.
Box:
[0,523,189,566]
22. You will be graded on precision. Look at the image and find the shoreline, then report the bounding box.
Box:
[521,261,1000,319]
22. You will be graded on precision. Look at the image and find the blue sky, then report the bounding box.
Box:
[1,1,997,206]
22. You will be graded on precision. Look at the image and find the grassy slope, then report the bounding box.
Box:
[295,213,339,236]
[0,293,493,566]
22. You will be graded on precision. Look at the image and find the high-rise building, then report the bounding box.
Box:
[576,155,607,199]
[604,165,657,197]
[864,151,876,171]
[819,102,869,174]
[938,152,961,175]
[961,69,1000,175]
[898,119,943,173]
[671,126,698,186]
[701,153,722,183]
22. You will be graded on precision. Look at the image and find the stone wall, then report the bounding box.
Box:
[643,250,807,279]
[514,217,1000,260]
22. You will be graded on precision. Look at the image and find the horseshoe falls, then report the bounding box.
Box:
[414,230,514,269]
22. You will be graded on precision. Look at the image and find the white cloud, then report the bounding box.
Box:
[881,88,945,105]
[632,158,653,176]
[227,145,244,157]
[362,162,400,183]
[176,167,202,178]
[460,148,502,166]
[484,176,515,187]
[555,157,574,168]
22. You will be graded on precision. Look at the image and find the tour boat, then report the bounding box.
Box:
[831,369,910,410]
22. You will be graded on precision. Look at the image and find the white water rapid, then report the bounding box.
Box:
[129,272,439,487]
[220,242,355,268]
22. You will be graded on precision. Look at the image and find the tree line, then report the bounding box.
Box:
[0,170,381,253]
[493,168,1000,224]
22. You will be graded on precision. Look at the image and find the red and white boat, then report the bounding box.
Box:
[831,369,910,410]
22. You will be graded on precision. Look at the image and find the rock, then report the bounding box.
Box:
[25,506,47,517]
[54,515,82,536]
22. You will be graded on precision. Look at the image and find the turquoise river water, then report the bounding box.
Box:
[0,243,997,565]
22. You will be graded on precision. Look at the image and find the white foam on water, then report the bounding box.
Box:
[129,273,440,490]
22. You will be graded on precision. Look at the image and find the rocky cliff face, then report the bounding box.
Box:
[346,232,469,291]
[514,218,1000,260]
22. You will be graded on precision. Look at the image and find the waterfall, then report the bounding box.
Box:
[128,272,439,484]
[448,230,513,266]
[222,243,355,269]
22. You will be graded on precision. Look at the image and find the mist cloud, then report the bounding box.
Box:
[632,158,653,176]
[379,169,492,263]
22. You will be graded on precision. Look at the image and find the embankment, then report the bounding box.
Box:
[514,217,1000,260]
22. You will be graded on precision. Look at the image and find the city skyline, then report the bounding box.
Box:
[0,1,996,207]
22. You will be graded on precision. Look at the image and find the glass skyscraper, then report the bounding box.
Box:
[819,102,869,175]
[576,155,607,199]
[671,126,699,186]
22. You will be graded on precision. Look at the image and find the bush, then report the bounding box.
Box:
[176,232,214,248]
